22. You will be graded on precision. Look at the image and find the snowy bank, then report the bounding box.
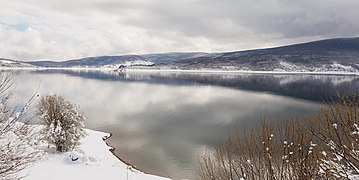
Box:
[24,129,169,180]
[123,68,359,76]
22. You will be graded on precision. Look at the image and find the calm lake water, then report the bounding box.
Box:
[9,70,359,179]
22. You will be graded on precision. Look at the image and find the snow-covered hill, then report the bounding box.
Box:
[27,55,155,69]
[0,58,34,68]
[2,37,359,73]
[157,37,359,72]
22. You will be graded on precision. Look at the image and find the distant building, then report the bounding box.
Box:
[117,65,126,72]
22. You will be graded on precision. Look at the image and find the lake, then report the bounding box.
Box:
[9,69,359,179]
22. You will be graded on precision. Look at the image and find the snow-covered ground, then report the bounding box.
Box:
[1,61,359,76]
[24,129,168,180]
[123,67,359,76]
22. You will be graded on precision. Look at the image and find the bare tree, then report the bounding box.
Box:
[37,95,86,152]
[0,72,42,180]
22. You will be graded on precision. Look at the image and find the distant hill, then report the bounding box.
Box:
[4,37,359,72]
[159,37,359,72]
[0,58,34,68]
[142,52,209,64]
[27,52,211,69]
[27,55,154,68]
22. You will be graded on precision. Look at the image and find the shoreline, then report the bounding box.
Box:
[0,66,358,76]
[123,68,359,76]
[24,128,169,180]
[101,132,167,179]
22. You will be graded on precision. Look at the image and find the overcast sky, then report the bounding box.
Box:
[0,0,358,61]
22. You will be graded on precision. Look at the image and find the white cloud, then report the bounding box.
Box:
[0,0,358,60]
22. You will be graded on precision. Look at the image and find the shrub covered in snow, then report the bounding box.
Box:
[37,95,86,152]
[0,125,42,180]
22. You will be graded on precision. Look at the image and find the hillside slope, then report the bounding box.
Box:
[161,38,359,72]
[4,37,359,72]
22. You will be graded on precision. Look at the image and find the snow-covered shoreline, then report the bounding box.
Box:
[24,129,169,180]
[123,68,359,76]
[1,66,358,76]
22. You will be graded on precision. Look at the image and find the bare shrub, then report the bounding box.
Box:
[310,93,359,178]
[198,119,323,180]
[0,72,42,180]
[0,127,42,180]
[37,95,86,152]
[199,94,359,179]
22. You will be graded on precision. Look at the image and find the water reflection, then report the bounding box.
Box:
[32,69,359,102]
[9,70,359,179]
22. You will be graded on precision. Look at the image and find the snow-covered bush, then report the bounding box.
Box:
[37,95,86,152]
[0,125,42,180]
[0,72,42,180]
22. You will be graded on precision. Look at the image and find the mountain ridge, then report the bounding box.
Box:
[1,37,359,72]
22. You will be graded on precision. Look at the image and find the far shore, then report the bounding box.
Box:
[1,66,358,76]
[122,68,359,76]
